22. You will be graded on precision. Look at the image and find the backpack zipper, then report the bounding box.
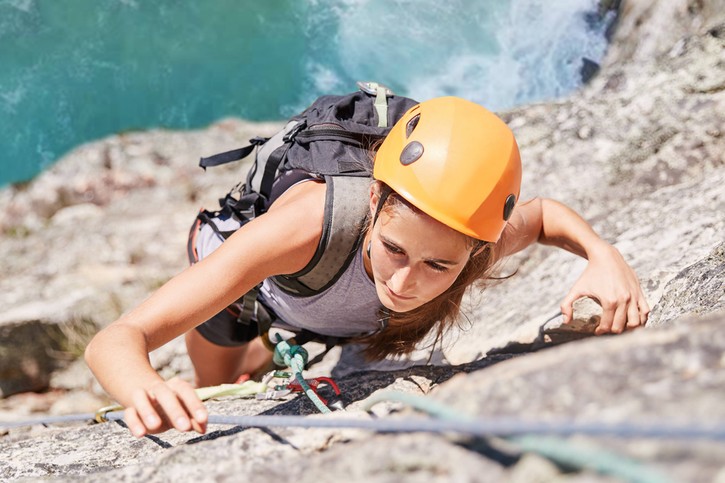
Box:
[297,123,386,144]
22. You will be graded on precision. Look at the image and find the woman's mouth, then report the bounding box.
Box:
[385,285,414,300]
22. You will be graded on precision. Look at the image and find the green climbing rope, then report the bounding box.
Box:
[94,380,270,422]
[363,391,672,483]
[273,336,331,414]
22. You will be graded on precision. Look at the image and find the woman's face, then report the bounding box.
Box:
[365,191,472,313]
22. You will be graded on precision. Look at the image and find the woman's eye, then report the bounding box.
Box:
[383,242,403,255]
[427,262,448,273]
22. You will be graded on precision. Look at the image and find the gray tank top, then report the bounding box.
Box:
[195,218,383,337]
[259,245,384,337]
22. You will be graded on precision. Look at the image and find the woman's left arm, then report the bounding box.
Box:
[500,198,649,334]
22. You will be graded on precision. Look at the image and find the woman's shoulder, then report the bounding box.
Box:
[265,178,327,224]
[236,179,327,275]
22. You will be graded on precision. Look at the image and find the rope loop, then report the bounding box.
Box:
[271,335,329,413]
[272,336,309,367]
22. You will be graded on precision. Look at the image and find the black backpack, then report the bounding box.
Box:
[188,82,418,331]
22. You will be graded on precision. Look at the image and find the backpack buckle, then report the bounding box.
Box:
[282,120,307,143]
[357,81,393,127]
[356,81,394,97]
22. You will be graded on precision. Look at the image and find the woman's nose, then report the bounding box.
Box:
[389,265,415,293]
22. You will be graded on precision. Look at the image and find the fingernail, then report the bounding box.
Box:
[145,415,160,426]
[176,417,191,430]
[196,409,208,421]
[131,426,144,438]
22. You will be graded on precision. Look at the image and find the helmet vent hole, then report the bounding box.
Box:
[503,194,517,221]
[405,114,421,138]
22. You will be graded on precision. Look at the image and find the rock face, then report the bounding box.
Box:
[1,0,724,481]
[1,314,724,482]
[0,317,94,397]
[0,121,282,398]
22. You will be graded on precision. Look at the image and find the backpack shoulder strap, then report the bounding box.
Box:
[271,175,371,296]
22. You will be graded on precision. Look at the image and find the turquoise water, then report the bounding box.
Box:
[0,0,614,187]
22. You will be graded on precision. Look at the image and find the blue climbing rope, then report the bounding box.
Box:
[2,391,722,482]
[3,407,723,440]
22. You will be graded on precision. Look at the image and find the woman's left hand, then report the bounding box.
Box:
[560,242,650,334]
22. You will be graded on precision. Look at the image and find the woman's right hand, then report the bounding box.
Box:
[123,377,208,438]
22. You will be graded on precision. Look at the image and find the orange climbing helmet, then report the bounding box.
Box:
[373,96,522,242]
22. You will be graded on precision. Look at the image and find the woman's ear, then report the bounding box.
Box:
[369,182,380,217]
[471,241,490,258]
[370,181,393,225]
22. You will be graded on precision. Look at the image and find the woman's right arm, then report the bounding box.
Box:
[84,181,326,437]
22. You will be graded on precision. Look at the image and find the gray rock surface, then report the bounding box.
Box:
[0,121,281,397]
[1,313,723,482]
[1,0,724,481]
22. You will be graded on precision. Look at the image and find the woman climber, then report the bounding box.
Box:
[85,96,649,438]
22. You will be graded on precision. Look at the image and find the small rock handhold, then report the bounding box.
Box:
[581,57,601,83]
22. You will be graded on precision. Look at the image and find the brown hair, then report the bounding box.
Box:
[355,182,508,361]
